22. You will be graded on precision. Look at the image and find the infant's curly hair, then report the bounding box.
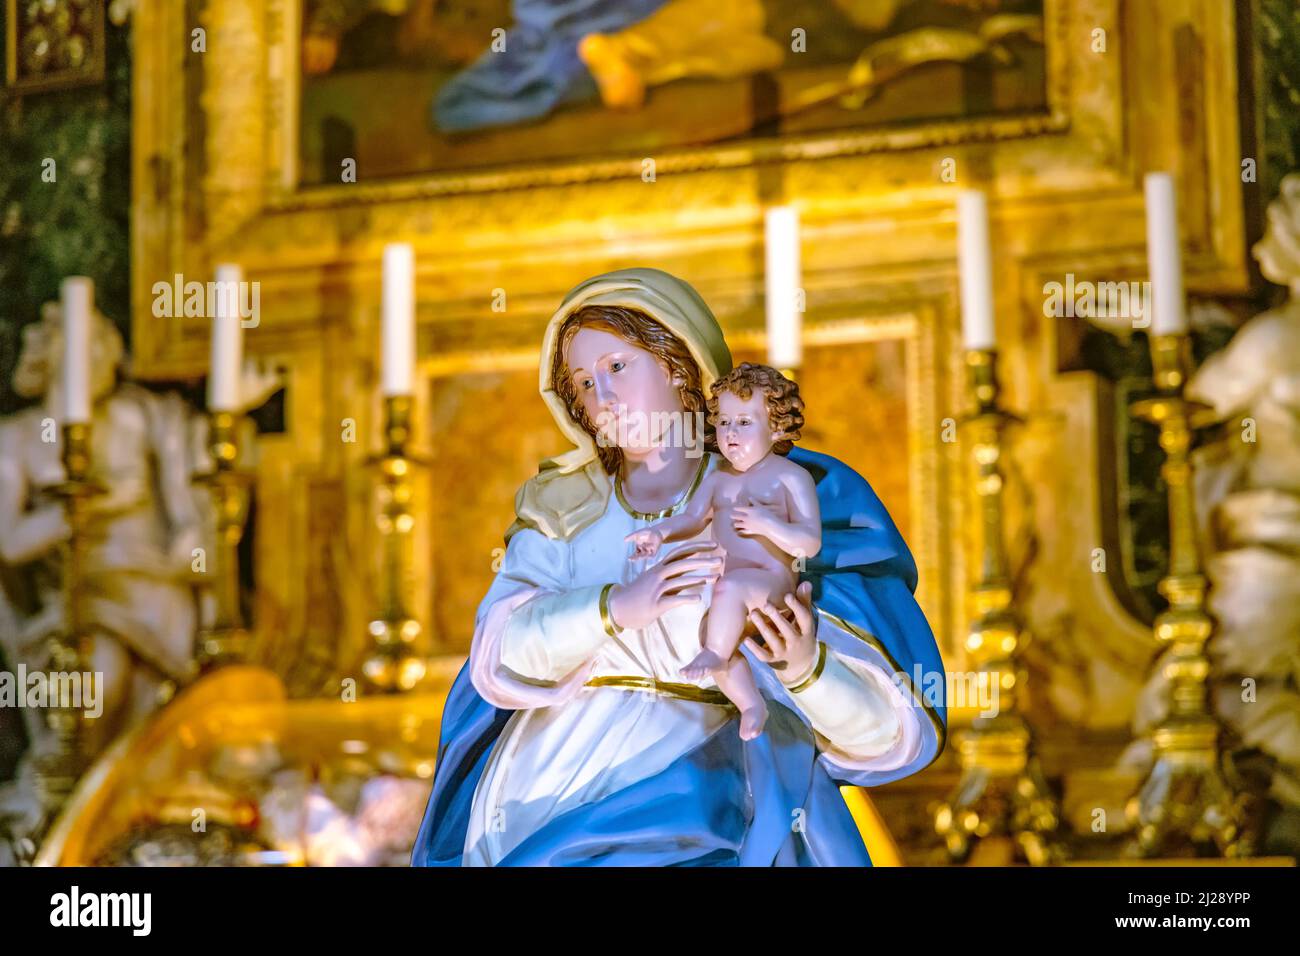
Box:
[707,363,805,455]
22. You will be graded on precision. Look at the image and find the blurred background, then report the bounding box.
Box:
[0,0,1298,867]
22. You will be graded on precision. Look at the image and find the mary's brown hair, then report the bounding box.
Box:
[550,304,717,475]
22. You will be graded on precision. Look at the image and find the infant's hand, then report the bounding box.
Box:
[624,527,664,559]
[730,504,778,539]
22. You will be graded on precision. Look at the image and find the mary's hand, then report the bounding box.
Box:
[607,541,723,632]
[744,581,819,680]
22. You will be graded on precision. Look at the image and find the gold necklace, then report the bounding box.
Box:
[615,452,710,520]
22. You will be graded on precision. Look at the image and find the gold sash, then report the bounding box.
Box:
[583,675,735,707]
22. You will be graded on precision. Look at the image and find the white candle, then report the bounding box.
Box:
[208,263,244,412]
[381,243,415,396]
[764,206,802,369]
[1144,173,1188,336]
[60,277,93,424]
[957,190,997,351]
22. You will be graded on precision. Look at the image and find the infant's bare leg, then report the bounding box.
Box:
[713,651,767,740]
[681,568,789,678]
[680,569,750,678]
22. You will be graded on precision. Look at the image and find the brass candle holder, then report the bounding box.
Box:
[34,421,104,816]
[194,411,253,670]
[1124,333,1249,857]
[933,349,1063,865]
[363,395,428,693]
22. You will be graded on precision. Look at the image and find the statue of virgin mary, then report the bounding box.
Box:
[410,267,946,866]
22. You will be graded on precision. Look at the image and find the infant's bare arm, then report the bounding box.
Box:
[784,465,822,557]
[754,463,821,559]
[647,471,717,542]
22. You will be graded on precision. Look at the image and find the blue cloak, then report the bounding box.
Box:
[410,446,947,866]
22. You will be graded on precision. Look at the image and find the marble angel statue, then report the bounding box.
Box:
[0,300,278,864]
[0,303,201,859]
[410,267,946,866]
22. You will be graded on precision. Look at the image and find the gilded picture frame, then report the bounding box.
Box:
[4,0,106,94]
[288,0,1062,198]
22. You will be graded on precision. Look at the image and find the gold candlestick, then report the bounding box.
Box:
[194,411,253,669]
[1124,334,1250,857]
[363,395,428,693]
[35,422,104,816]
[933,349,1063,865]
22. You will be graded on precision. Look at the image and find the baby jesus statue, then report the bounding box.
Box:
[626,363,821,740]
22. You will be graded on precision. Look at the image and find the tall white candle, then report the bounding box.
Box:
[381,243,416,397]
[957,190,997,351]
[1144,172,1188,336]
[764,206,802,369]
[60,276,93,424]
[208,263,244,412]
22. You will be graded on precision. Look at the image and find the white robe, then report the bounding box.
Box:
[463,451,925,865]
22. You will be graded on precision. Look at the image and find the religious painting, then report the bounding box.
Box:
[299,0,1048,184]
